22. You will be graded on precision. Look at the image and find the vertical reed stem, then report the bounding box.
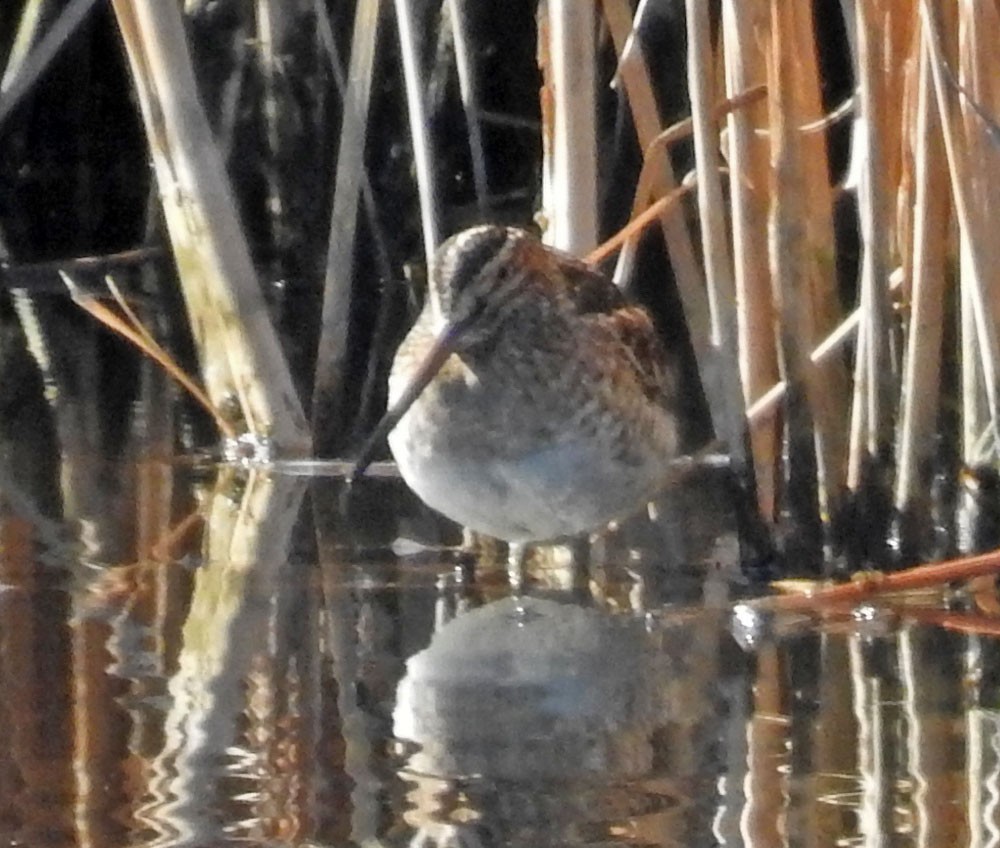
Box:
[395,0,442,266]
[767,0,829,566]
[685,0,747,473]
[446,0,489,214]
[895,37,948,510]
[312,0,381,449]
[847,0,893,483]
[541,0,597,253]
[923,0,1000,460]
[722,0,778,519]
[111,0,310,454]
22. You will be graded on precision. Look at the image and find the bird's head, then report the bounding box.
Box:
[429,224,541,348]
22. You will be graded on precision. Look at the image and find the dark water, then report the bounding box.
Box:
[0,459,998,848]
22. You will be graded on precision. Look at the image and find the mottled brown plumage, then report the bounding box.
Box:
[367,225,682,543]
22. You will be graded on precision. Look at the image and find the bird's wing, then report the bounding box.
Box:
[555,255,676,409]
[553,252,631,315]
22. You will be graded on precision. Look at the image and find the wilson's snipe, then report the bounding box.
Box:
[354,225,684,549]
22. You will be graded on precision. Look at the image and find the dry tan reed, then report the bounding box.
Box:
[578,0,1000,562]
[110,0,310,456]
[540,0,598,253]
[722,0,779,520]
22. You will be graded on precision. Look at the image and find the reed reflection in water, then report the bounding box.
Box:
[0,461,998,847]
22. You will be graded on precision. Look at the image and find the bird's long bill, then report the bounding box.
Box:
[351,322,463,479]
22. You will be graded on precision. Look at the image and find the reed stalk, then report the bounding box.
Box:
[255,0,314,244]
[742,646,787,847]
[1,230,116,557]
[900,627,966,845]
[394,0,441,266]
[849,635,889,840]
[0,235,78,556]
[310,0,397,441]
[894,37,949,512]
[846,0,894,482]
[684,0,747,474]
[600,0,703,310]
[153,470,306,836]
[843,0,914,490]
[600,1,733,457]
[312,0,381,450]
[600,0,657,288]
[540,0,597,253]
[792,3,851,516]
[602,0,748,466]
[924,0,1000,462]
[959,240,985,464]
[0,0,99,129]
[721,0,778,520]
[130,209,177,563]
[957,0,1000,462]
[765,0,830,561]
[132,371,175,559]
[445,0,489,214]
[110,0,310,454]
[313,1,392,275]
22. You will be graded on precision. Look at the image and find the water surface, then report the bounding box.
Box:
[0,460,996,847]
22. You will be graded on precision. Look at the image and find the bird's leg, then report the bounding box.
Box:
[457,526,479,584]
[507,542,528,593]
[569,536,591,598]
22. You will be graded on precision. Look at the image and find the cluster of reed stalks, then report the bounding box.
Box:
[724,1,1000,563]
[2,1,998,566]
[576,1,1000,565]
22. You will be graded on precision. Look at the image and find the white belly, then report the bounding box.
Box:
[388,415,669,542]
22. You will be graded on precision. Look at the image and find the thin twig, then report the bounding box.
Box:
[60,271,236,440]
[588,84,767,269]
[748,274,905,424]
[760,547,1000,613]
[0,0,101,129]
[585,175,698,266]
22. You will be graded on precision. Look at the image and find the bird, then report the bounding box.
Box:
[352,224,685,579]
